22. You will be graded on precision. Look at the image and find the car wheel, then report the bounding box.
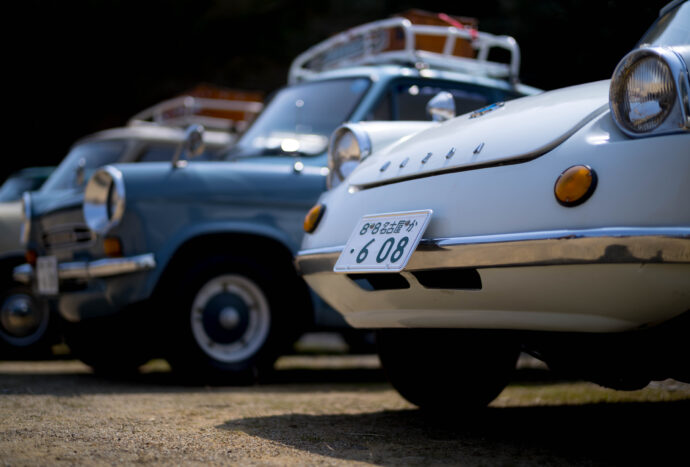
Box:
[376,329,519,412]
[164,254,307,383]
[0,284,57,358]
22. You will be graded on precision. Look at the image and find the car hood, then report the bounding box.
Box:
[111,158,327,207]
[347,80,610,188]
[30,189,85,218]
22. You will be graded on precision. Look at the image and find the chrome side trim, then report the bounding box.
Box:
[296,227,690,275]
[13,253,156,283]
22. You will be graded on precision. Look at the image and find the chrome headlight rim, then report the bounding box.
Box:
[609,46,690,137]
[19,191,31,246]
[83,166,126,234]
[326,124,372,189]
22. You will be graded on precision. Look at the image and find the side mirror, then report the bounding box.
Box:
[426,91,456,122]
[172,124,206,168]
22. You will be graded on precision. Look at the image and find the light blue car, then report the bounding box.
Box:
[17,17,541,380]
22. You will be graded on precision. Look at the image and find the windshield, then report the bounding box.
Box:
[226,77,371,158]
[40,140,127,192]
[638,1,689,47]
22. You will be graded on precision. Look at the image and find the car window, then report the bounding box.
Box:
[40,140,127,192]
[137,143,223,162]
[228,78,371,158]
[137,144,177,162]
[367,79,523,121]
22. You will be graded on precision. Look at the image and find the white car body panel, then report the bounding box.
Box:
[348,81,609,187]
[302,111,690,250]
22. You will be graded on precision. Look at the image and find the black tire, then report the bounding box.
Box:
[63,312,154,376]
[377,329,520,412]
[0,284,59,359]
[163,253,309,384]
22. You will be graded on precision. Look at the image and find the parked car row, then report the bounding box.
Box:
[10,13,540,380]
[297,0,690,410]
[8,3,688,413]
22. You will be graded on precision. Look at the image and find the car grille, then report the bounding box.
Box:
[42,224,94,250]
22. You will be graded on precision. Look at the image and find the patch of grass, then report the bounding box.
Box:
[497,380,690,406]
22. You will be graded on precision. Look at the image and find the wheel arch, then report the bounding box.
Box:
[152,231,315,321]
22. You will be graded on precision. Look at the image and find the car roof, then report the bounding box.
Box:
[299,64,541,96]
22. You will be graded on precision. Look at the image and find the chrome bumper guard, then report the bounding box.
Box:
[296,228,690,275]
[13,253,156,284]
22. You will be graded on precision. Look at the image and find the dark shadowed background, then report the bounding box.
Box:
[5,0,670,182]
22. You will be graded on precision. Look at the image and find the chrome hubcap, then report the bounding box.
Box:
[218,307,241,330]
[0,292,48,345]
[190,274,270,364]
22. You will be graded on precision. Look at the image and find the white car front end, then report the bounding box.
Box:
[298,79,690,333]
[296,12,690,406]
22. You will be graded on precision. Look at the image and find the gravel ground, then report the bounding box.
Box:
[1,350,689,466]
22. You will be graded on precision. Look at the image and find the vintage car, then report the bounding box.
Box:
[15,16,540,379]
[6,97,246,358]
[0,167,54,356]
[296,1,690,410]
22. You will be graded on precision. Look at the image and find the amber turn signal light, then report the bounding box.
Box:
[103,236,124,257]
[25,249,37,266]
[304,204,326,233]
[554,165,597,207]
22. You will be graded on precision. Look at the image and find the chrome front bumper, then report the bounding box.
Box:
[296,227,690,275]
[13,253,156,284]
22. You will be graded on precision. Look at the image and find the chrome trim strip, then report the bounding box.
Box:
[296,227,690,275]
[12,253,156,283]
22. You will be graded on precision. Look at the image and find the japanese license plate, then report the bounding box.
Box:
[36,256,58,295]
[334,210,432,273]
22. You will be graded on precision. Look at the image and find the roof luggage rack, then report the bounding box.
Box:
[289,12,521,85]
[128,93,264,133]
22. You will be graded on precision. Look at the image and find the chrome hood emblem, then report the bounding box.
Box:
[469,101,505,119]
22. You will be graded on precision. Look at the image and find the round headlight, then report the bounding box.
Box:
[610,47,687,136]
[83,166,126,234]
[327,125,371,189]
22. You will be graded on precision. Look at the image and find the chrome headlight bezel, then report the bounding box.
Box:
[609,46,690,137]
[83,166,126,234]
[327,124,372,189]
[19,191,31,246]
